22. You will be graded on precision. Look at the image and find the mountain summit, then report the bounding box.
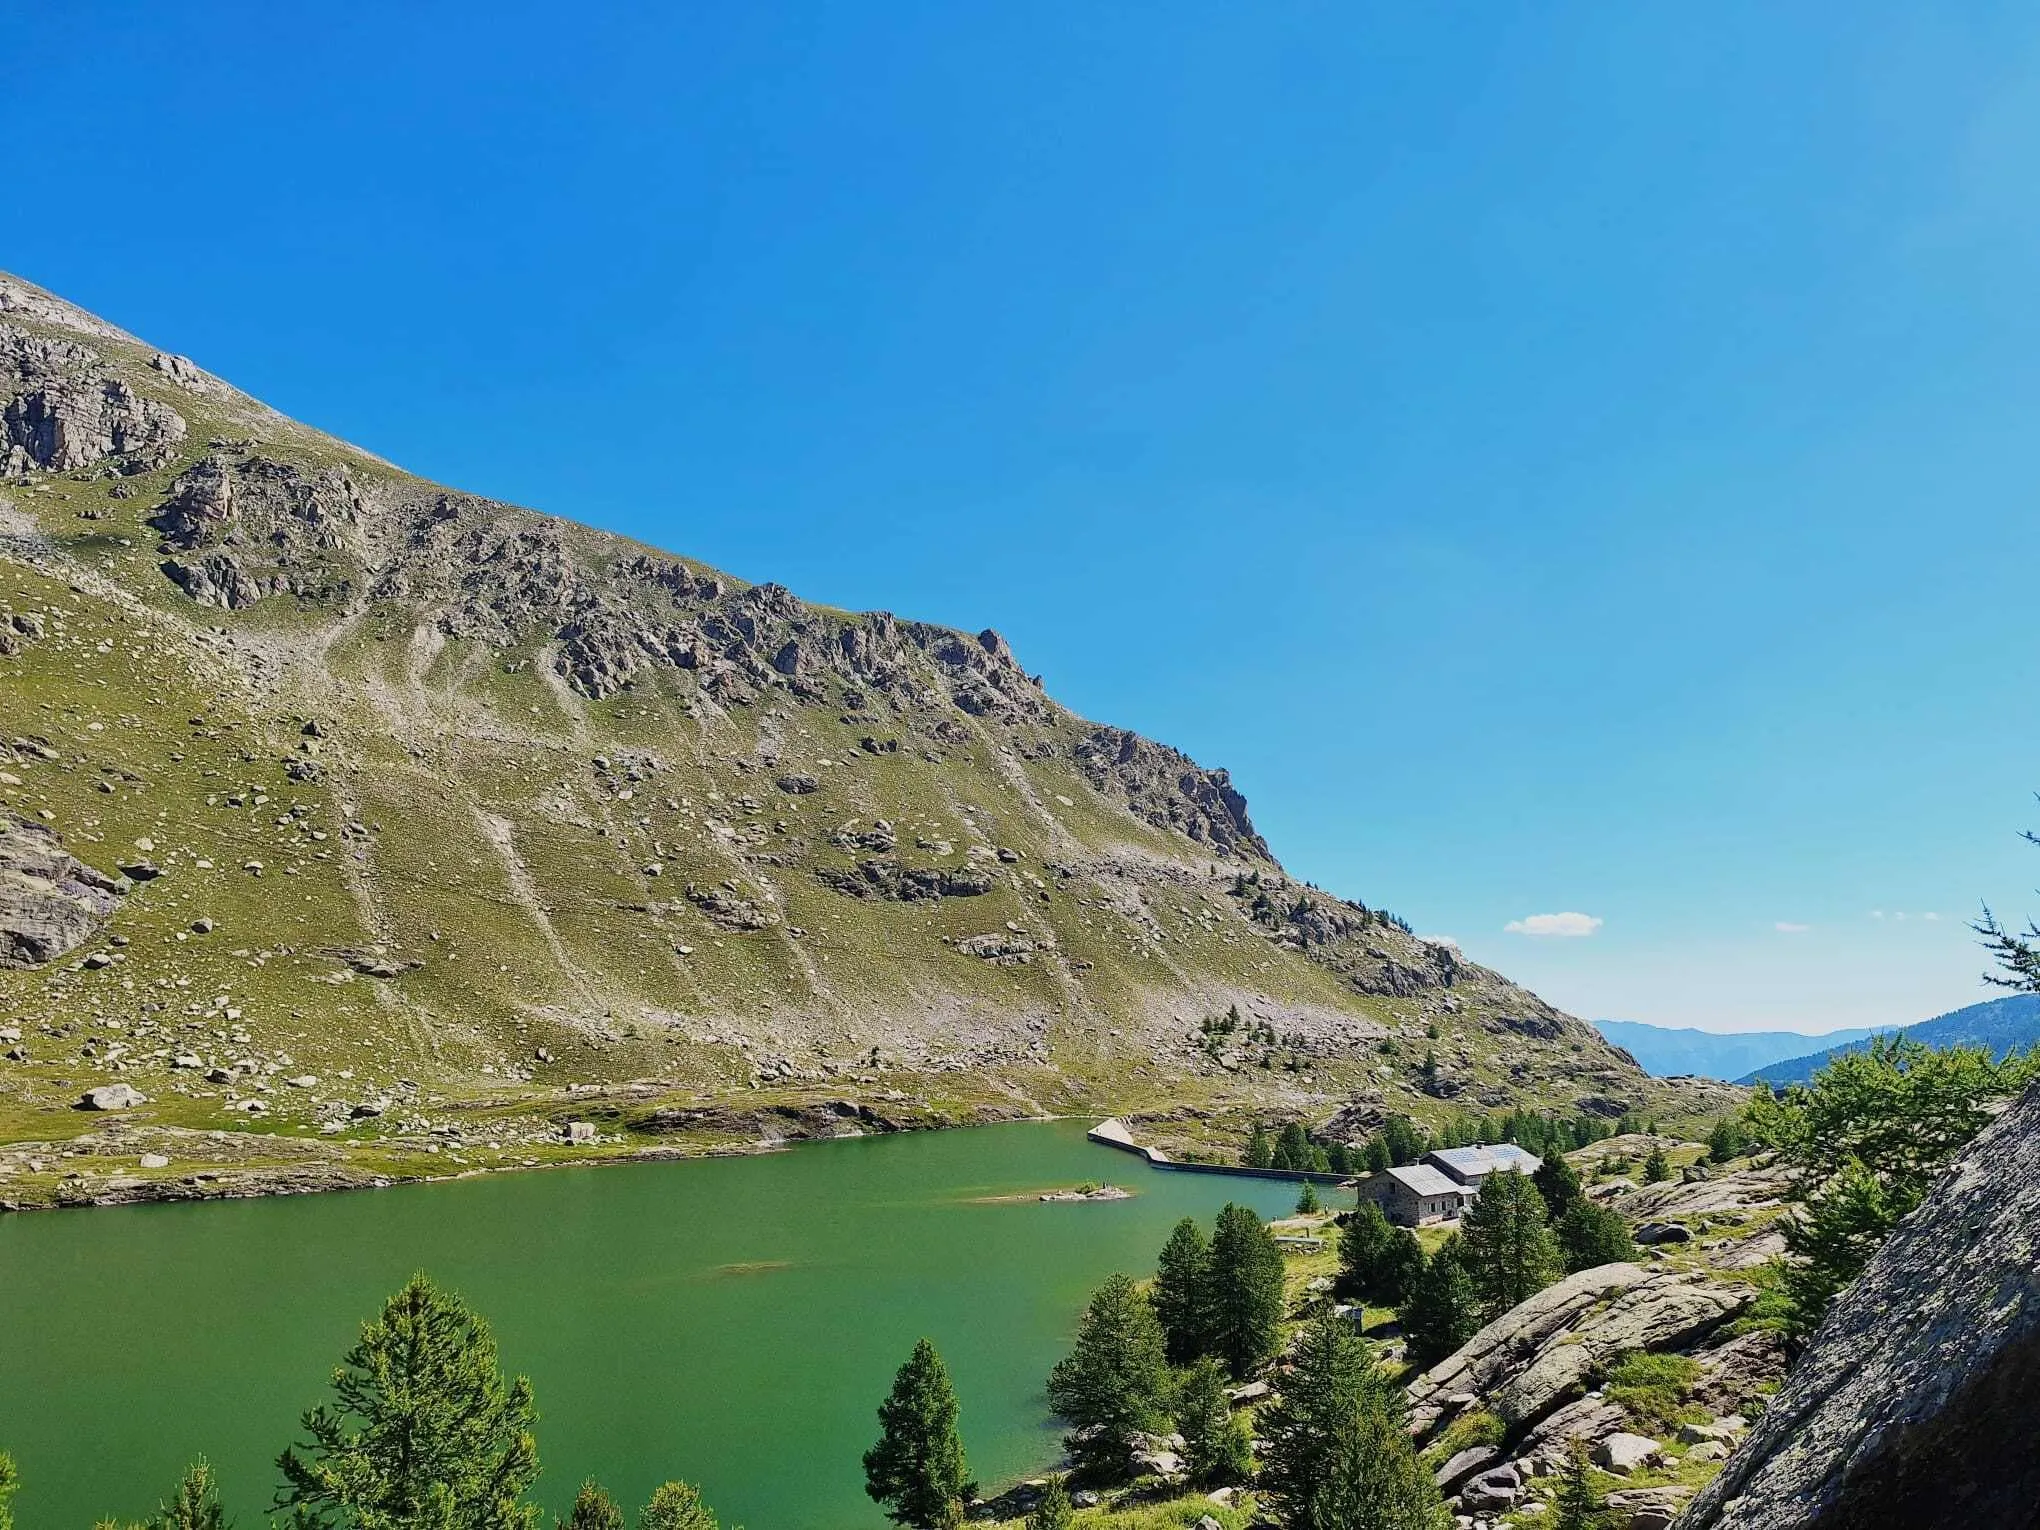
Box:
[0,272,1710,1199]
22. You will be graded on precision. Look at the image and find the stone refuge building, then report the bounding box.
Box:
[1349,1143,1543,1226]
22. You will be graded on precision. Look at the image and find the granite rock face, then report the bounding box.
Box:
[0,815,123,967]
[1409,1261,1751,1434]
[1676,1082,2040,1530]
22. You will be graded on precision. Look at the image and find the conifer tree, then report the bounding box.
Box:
[1296,1391,1447,1530]
[1398,1236,1480,1371]
[1256,1314,1379,1508]
[149,1461,229,1530]
[1207,1203,1286,1379]
[1459,1170,1560,1318]
[863,1339,972,1529]
[1025,1478,1072,1530]
[1295,1180,1321,1215]
[637,1483,721,1530]
[1275,1122,1313,1172]
[275,1273,541,1530]
[1555,1200,1636,1273]
[1641,1144,1671,1184]
[560,1483,625,1530]
[1363,1137,1392,1173]
[1550,1439,1609,1530]
[1151,1218,1213,1365]
[1532,1153,1584,1219]
[1246,1125,1275,1169]
[1045,1273,1171,1477]
[1176,1359,1252,1486]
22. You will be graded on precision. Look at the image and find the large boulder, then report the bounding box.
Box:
[1408,1262,1749,1434]
[1,815,124,967]
[1676,1081,2040,1530]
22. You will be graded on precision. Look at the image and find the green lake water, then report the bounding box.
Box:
[0,1119,1308,1529]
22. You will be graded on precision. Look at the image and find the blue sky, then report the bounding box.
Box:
[8,3,2040,1033]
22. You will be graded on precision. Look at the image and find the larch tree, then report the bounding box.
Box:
[863,1339,972,1529]
[1045,1273,1171,1478]
[1296,1391,1447,1530]
[1398,1236,1480,1371]
[560,1483,625,1530]
[274,1273,542,1530]
[1175,1358,1252,1487]
[1256,1314,1380,1510]
[1459,1171,1560,1318]
[1207,1203,1285,1379]
[1151,1217,1214,1365]
[637,1482,722,1530]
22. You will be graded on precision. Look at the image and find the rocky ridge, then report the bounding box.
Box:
[0,270,1720,1204]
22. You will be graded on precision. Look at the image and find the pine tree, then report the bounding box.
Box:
[1045,1273,1171,1477]
[1556,1200,1637,1273]
[1295,1180,1321,1215]
[1641,1144,1671,1184]
[637,1483,721,1530]
[1532,1153,1584,1219]
[1336,1202,1425,1308]
[1152,1218,1214,1366]
[1363,1137,1392,1174]
[1207,1203,1286,1379]
[1459,1170,1560,1318]
[149,1461,229,1530]
[1025,1478,1072,1530]
[1550,1439,1609,1530]
[863,1339,973,1529]
[1246,1125,1275,1169]
[1175,1358,1252,1486]
[1398,1236,1480,1370]
[560,1483,625,1530]
[1257,1314,1381,1511]
[275,1273,542,1530]
[1275,1123,1313,1172]
[1296,1390,1447,1530]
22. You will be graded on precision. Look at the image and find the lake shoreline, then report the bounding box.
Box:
[0,1096,1057,1214]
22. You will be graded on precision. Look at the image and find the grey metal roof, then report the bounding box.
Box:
[1384,1163,1465,1198]
[1426,1144,1543,1181]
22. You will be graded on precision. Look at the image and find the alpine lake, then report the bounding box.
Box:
[0,1118,1311,1528]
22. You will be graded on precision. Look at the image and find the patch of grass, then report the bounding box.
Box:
[1600,1351,1706,1435]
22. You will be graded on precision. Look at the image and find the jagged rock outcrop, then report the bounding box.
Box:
[1409,1263,1750,1434]
[0,815,124,967]
[815,859,995,902]
[1676,1082,2040,1530]
[3,322,186,476]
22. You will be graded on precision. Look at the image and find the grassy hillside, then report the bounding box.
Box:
[0,271,1725,1206]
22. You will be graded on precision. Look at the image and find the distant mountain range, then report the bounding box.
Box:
[1592,1020,1885,1081]
[1594,995,2040,1086]
[1739,994,2040,1086]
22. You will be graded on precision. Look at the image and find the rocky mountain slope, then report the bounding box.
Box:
[0,271,1717,1203]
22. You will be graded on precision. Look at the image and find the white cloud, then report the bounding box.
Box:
[1774,921,1810,934]
[1504,911,1603,938]
[1420,934,1460,950]
[1923,912,1943,922]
